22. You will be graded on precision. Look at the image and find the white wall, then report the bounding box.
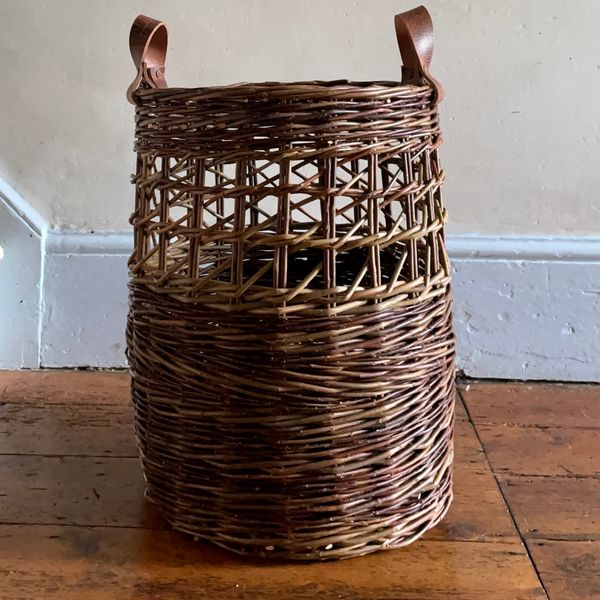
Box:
[0,0,598,234]
[1,1,599,379]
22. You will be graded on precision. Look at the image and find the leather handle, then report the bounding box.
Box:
[126,10,441,104]
[394,6,443,104]
[127,15,168,103]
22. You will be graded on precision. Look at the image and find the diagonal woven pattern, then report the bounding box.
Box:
[127,79,455,560]
[128,283,455,560]
[126,7,455,561]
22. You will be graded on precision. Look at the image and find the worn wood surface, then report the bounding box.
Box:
[0,525,546,600]
[478,424,600,477]
[461,381,600,599]
[528,540,600,600]
[498,475,600,540]
[0,403,137,457]
[460,382,600,428]
[455,392,469,420]
[0,371,129,405]
[4,373,600,598]
[425,467,519,543]
[0,455,162,528]
[0,448,515,544]
[454,418,488,470]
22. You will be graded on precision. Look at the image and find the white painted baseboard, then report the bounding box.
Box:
[0,182,43,368]
[446,235,600,381]
[451,256,600,382]
[36,232,600,382]
[40,233,130,368]
[1,189,599,380]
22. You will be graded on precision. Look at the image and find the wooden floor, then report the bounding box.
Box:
[0,372,598,599]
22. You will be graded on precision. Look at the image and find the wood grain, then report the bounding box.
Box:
[0,525,546,600]
[0,371,129,405]
[0,453,515,544]
[455,392,469,420]
[499,475,600,540]
[0,403,136,456]
[425,467,518,543]
[478,424,600,477]
[454,417,488,471]
[528,540,600,600]
[0,373,560,598]
[0,455,162,528]
[460,382,600,428]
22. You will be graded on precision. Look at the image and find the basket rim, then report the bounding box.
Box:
[133,79,433,99]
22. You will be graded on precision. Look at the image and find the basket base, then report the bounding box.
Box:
[127,285,456,561]
[148,471,453,561]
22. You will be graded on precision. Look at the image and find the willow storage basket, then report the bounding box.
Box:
[126,6,455,561]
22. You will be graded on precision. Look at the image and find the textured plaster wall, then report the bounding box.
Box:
[0,0,599,234]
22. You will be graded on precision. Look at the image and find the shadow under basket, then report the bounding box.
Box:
[126,6,456,561]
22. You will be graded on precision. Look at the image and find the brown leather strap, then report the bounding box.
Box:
[126,11,441,103]
[394,6,443,104]
[127,15,168,103]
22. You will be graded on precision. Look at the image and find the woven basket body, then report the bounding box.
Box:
[126,7,455,560]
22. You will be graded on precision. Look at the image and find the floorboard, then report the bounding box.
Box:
[10,373,597,598]
[0,455,162,529]
[527,540,600,600]
[477,425,600,477]
[460,382,600,428]
[498,475,600,541]
[0,525,546,600]
[0,371,130,405]
[0,403,137,457]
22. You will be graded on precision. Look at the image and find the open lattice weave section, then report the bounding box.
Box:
[130,82,449,315]
[128,78,455,560]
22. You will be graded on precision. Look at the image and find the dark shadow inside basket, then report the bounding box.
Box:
[170,186,441,292]
[239,243,429,290]
[191,232,431,292]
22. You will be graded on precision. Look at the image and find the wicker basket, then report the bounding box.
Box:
[126,6,455,561]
